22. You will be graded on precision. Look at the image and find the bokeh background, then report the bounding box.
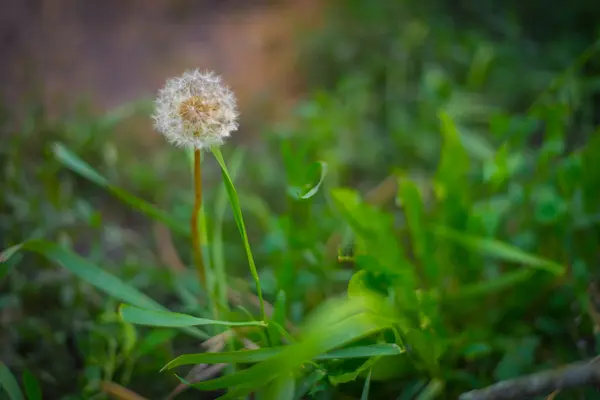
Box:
[2,0,600,399]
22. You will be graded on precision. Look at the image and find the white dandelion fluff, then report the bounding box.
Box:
[153,69,238,150]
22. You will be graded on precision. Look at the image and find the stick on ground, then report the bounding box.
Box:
[459,358,600,400]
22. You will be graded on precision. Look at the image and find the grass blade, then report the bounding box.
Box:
[119,304,265,328]
[22,370,41,400]
[449,269,536,299]
[263,373,296,400]
[290,161,328,200]
[187,295,393,392]
[164,343,402,369]
[294,370,326,400]
[415,379,445,400]
[431,226,565,275]
[1,240,208,339]
[52,142,189,237]
[361,369,372,400]
[0,363,24,400]
[211,147,266,322]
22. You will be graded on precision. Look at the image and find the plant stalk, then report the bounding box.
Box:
[191,148,206,287]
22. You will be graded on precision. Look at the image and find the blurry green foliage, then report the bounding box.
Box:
[2,0,600,399]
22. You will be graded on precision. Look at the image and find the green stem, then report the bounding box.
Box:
[191,148,207,288]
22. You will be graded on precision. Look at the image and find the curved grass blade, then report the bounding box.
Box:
[1,240,207,339]
[52,142,189,237]
[431,226,564,275]
[0,363,23,400]
[211,147,266,322]
[213,148,245,313]
[289,161,328,200]
[361,369,372,400]
[119,304,265,328]
[164,343,402,370]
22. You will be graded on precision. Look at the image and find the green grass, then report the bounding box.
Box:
[2,1,600,399]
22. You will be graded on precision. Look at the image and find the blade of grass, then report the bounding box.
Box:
[21,370,41,400]
[119,304,265,328]
[289,161,328,200]
[188,313,386,391]
[186,293,394,393]
[213,148,245,315]
[431,226,565,275]
[0,363,24,400]
[398,178,437,287]
[294,369,326,400]
[268,291,288,346]
[1,240,208,339]
[163,343,403,369]
[211,147,266,322]
[263,373,296,400]
[447,269,536,300]
[52,142,189,237]
[415,379,445,400]
[361,369,372,400]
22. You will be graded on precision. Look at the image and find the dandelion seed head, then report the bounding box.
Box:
[153,69,238,149]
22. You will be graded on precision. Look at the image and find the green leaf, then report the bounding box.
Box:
[398,178,437,285]
[21,370,41,400]
[1,240,208,339]
[164,343,403,369]
[404,329,445,373]
[329,188,416,285]
[120,321,138,356]
[431,226,564,275]
[0,363,24,400]
[187,294,394,392]
[361,370,372,400]
[212,148,246,319]
[329,357,380,385]
[119,304,266,328]
[415,379,445,400]
[52,142,189,237]
[322,344,403,359]
[263,373,295,400]
[294,370,326,400]
[268,291,288,346]
[447,269,535,299]
[211,147,266,322]
[288,161,328,200]
[436,110,470,195]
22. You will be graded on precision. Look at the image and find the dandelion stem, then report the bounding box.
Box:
[191,148,206,287]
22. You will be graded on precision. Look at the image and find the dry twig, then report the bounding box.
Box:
[459,358,600,400]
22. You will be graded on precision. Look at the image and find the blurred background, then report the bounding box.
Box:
[2,0,600,399]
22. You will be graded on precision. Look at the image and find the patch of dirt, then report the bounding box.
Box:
[1,0,324,143]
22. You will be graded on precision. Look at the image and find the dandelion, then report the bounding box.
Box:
[152,69,266,324]
[152,69,238,288]
[153,69,238,150]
